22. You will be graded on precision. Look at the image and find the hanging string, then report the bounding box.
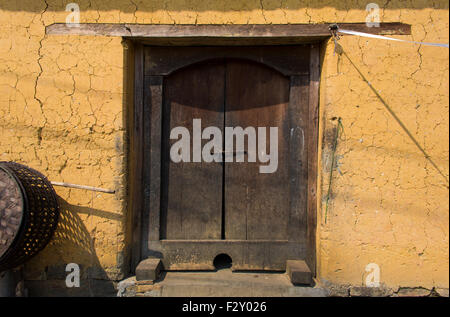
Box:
[324,117,344,224]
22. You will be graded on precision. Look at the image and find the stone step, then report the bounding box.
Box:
[118,269,329,297]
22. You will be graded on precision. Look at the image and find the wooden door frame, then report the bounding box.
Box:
[129,41,321,275]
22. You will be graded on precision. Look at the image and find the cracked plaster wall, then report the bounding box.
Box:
[0,0,448,294]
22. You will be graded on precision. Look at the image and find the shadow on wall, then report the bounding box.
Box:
[23,197,118,297]
[0,0,447,13]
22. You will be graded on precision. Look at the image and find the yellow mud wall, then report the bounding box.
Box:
[0,1,448,293]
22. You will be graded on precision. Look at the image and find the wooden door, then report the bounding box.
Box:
[224,60,291,240]
[161,61,225,240]
[140,46,317,271]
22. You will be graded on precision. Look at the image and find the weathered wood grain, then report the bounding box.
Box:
[306,44,321,276]
[224,60,291,240]
[46,23,412,39]
[161,61,225,240]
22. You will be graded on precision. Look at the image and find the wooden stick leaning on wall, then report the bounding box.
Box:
[50,181,115,194]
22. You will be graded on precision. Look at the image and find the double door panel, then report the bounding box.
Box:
[140,45,315,271]
[162,59,291,242]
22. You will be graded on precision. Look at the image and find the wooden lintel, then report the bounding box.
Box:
[46,23,411,39]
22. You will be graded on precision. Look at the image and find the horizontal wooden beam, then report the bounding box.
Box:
[46,23,411,39]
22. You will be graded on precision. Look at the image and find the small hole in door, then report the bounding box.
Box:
[213,253,232,270]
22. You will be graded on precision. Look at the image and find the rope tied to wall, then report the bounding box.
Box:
[329,23,449,48]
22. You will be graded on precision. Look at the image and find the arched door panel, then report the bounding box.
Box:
[141,46,315,271]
